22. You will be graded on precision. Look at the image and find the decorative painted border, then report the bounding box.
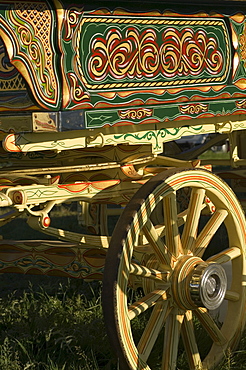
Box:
[77,16,230,91]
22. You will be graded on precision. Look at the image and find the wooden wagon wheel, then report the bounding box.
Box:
[102,168,246,370]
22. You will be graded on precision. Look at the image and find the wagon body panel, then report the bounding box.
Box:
[0,1,246,132]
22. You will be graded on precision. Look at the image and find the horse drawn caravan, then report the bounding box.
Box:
[0,0,246,368]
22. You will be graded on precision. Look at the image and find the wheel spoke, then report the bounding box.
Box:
[142,219,173,268]
[177,209,188,226]
[163,192,183,258]
[130,262,170,282]
[160,209,190,238]
[143,206,205,240]
[195,209,228,258]
[141,209,188,242]
[194,307,227,345]
[176,204,206,232]
[128,289,169,320]
[225,290,240,301]
[206,246,241,264]
[138,301,172,361]
[181,310,202,370]
[162,308,184,370]
[181,188,205,253]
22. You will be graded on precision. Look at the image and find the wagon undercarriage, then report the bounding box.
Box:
[0,130,245,370]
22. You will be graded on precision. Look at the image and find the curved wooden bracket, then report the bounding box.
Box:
[0,0,61,110]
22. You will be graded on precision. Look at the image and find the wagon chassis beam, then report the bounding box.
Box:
[0,155,156,177]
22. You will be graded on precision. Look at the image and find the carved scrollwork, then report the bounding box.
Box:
[1,1,60,109]
[68,72,90,102]
[236,99,246,109]
[118,108,153,120]
[0,37,26,91]
[88,27,224,82]
[64,6,83,41]
[240,23,246,63]
[179,103,208,115]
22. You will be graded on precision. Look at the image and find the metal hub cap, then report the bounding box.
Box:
[190,263,227,310]
[172,257,227,310]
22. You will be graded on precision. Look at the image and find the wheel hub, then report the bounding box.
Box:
[190,262,227,310]
[172,256,227,310]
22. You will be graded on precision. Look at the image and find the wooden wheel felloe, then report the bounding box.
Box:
[102,168,246,370]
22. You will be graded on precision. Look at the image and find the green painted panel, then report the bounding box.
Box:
[85,99,245,129]
[81,16,230,89]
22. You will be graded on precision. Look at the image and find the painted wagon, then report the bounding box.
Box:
[0,0,246,369]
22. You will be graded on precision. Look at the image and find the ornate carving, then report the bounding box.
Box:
[118,108,153,120]
[68,72,90,103]
[113,126,204,151]
[0,37,26,91]
[60,10,231,109]
[64,6,83,41]
[1,1,60,109]
[179,103,208,115]
[0,241,106,279]
[236,99,246,109]
[59,6,88,108]
[240,23,246,62]
[89,27,223,82]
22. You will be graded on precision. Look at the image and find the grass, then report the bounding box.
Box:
[0,278,117,369]
[0,276,245,370]
[0,201,117,369]
[199,149,230,160]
